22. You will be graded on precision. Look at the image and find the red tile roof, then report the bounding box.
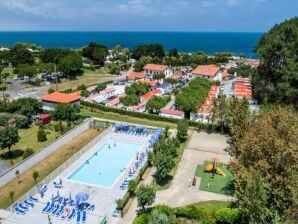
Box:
[87,85,97,91]
[160,109,184,116]
[222,69,231,79]
[171,74,182,80]
[140,89,161,100]
[235,77,250,83]
[128,72,145,80]
[106,97,121,105]
[191,64,220,77]
[41,92,80,104]
[100,87,115,94]
[87,93,101,100]
[128,102,146,110]
[138,79,157,87]
[143,64,168,72]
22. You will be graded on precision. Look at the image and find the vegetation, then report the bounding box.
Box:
[176,120,188,142]
[253,17,298,108]
[230,106,298,223]
[146,96,170,114]
[81,42,108,66]
[32,170,39,185]
[132,44,165,61]
[120,94,139,106]
[58,52,83,77]
[37,126,47,142]
[53,104,80,121]
[137,185,156,212]
[125,82,150,96]
[0,127,20,154]
[175,78,212,117]
[9,43,34,66]
[228,64,256,77]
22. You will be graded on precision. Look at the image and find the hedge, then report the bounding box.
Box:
[81,101,223,133]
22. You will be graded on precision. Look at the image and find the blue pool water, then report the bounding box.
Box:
[67,141,142,187]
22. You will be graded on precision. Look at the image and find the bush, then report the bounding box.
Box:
[0,113,10,126]
[48,87,55,94]
[133,213,151,224]
[214,208,241,224]
[37,126,47,142]
[175,205,211,220]
[14,115,29,128]
[23,147,34,159]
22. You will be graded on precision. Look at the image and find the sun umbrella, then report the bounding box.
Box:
[75,192,89,205]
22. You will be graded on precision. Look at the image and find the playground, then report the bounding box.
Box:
[195,158,234,195]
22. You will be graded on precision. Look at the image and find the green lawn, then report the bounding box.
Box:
[195,161,234,195]
[81,108,177,128]
[1,67,14,79]
[0,124,61,164]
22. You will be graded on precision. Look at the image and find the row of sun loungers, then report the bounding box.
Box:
[14,195,39,215]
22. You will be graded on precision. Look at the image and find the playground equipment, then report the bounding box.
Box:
[205,156,226,176]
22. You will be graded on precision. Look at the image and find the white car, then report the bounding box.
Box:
[13,75,18,80]
[220,85,225,91]
[229,90,234,96]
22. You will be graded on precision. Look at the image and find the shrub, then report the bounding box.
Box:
[23,147,34,159]
[37,126,47,142]
[214,208,241,224]
[175,205,211,220]
[14,115,29,128]
[0,113,10,126]
[48,87,55,93]
[133,213,151,224]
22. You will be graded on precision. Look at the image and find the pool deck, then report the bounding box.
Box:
[2,131,151,224]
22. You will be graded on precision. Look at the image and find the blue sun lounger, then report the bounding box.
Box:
[45,203,54,213]
[76,211,81,223]
[82,210,87,223]
[15,206,26,215]
[24,200,34,207]
[51,204,60,215]
[19,203,29,211]
[29,195,38,202]
[41,202,50,213]
[88,204,95,211]
[68,209,76,221]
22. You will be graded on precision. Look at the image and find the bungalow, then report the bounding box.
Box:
[105,97,123,108]
[41,92,80,111]
[138,79,157,87]
[191,64,222,81]
[127,72,145,81]
[160,109,184,120]
[140,89,162,103]
[127,102,146,113]
[143,64,173,78]
[222,69,231,81]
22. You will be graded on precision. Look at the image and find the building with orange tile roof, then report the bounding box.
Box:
[143,64,173,77]
[191,64,222,81]
[105,97,123,108]
[160,109,185,119]
[137,79,157,87]
[140,89,162,102]
[41,92,81,111]
[127,72,145,81]
[127,102,146,112]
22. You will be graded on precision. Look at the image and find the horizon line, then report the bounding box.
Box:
[0,30,264,33]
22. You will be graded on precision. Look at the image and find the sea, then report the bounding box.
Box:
[0,32,262,58]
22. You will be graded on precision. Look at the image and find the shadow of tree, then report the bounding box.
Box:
[0,149,24,160]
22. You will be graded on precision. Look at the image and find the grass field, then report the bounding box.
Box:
[195,161,234,195]
[43,72,116,94]
[0,128,100,209]
[0,125,60,164]
[81,107,177,128]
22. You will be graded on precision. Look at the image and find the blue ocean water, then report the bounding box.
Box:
[0,32,262,58]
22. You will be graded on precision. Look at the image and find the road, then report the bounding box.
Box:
[221,79,233,97]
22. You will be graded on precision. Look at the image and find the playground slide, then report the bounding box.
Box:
[216,167,226,176]
[205,163,214,172]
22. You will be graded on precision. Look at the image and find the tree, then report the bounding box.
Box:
[228,64,256,78]
[15,64,38,82]
[154,153,175,181]
[95,83,106,92]
[146,96,170,114]
[125,82,150,96]
[53,104,80,121]
[164,78,178,85]
[108,63,120,75]
[9,43,34,66]
[153,72,165,80]
[40,48,72,64]
[15,170,20,183]
[32,170,39,185]
[148,209,174,224]
[4,98,42,119]
[176,120,188,142]
[120,94,139,106]
[137,185,156,212]
[128,180,137,197]
[82,42,108,66]
[37,126,47,142]
[0,127,20,155]
[0,71,8,98]
[212,94,227,133]
[134,55,154,72]
[58,53,83,77]
[9,191,15,203]
[253,17,298,108]
[132,44,165,60]
[231,106,298,223]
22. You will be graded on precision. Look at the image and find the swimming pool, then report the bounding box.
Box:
[67,140,142,187]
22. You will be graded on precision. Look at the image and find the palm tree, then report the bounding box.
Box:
[15,170,20,183]
[9,191,15,203]
[32,170,39,185]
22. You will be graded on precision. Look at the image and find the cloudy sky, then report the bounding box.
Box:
[0,0,297,31]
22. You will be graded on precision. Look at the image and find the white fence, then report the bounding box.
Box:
[8,125,113,211]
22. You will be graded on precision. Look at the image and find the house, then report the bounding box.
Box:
[143,64,173,77]
[140,89,162,103]
[87,85,97,93]
[41,92,80,111]
[127,102,146,112]
[222,69,231,81]
[191,64,222,81]
[234,77,253,100]
[138,79,157,87]
[127,72,145,81]
[105,97,123,108]
[208,85,220,98]
[160,109,184,119]
[244,59,260,68]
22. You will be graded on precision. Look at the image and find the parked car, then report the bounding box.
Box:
[229,90,234,96]
[220,85,225,91]
[13,75,18,80]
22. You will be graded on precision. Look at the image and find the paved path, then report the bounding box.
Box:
[118,131,233,223]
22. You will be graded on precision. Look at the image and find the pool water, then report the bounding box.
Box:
[67,141,142,187]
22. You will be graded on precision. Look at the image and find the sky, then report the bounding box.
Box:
[0,0,297,32]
